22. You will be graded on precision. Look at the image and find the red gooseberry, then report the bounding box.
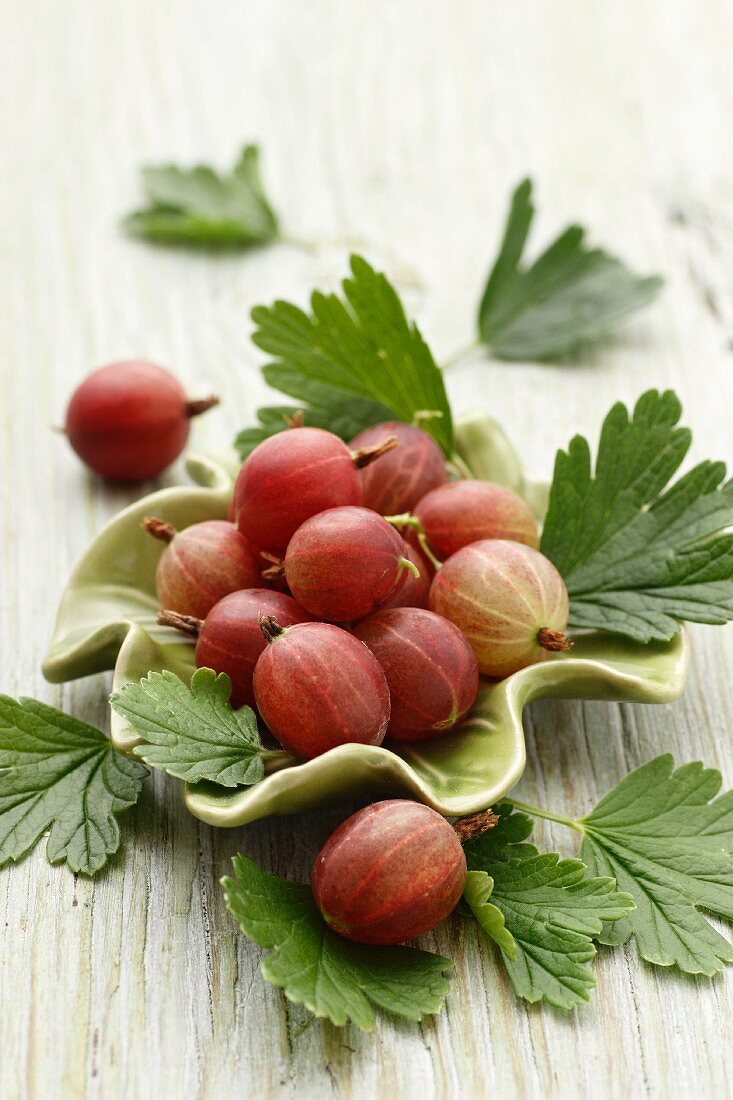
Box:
[353,608,479,741]
[414,480,539,560]
[349,421,447,514]
[429,539,570,679]
[143,517,263,620]
[270,506,418,622]
[311,800,467,944]
[64,360,218,481]
[377,541,432,610]
[253,618,390,758]
[233,426,397,551]
[156,589,313,709]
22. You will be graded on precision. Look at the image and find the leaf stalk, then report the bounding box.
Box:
[508,799,584,834]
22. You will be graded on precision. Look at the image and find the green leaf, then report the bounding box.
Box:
[579,755,733,976]
[463,804,634,1008]
[541,389,733,642]
[463,870,516,957]
[234,370,391,459]
[222,854,453,1030]
[248,254,454,455]
[123,145,279,248]
[478,179,662,361]
[110,668,264,787]
[0,695,146,875]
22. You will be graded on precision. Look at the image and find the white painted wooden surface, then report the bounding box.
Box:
[2,1,733,1096]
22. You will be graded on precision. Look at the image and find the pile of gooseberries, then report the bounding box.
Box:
[65,367,572,945]
[148,418,570,735]
[153,417,571,942]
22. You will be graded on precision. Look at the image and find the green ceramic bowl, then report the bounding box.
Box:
[43,414,689,826]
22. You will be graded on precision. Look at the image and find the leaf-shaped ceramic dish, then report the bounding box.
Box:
[43,414,689,826]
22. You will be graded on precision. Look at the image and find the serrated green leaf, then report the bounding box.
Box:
[0,696,146,875]
[463,804,634,1008]
[541,389,733,641]
[579,755,733,976]
[247,255,453,455]
[110,668,264,788]
[478,178,662,361]
[222,855,452,1030]
[124,145,278,248]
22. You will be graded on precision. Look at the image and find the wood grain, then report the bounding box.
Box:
[1,1,733,1096]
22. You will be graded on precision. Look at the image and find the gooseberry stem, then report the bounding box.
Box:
[184,395,220,419]
[417,531,443,571]
[260,551,285,581]
[384,513,443,571]
[508,799,583,833]
[156,609,203,637]
[537,627,572,653]
[259,613,285,644]
[384,512,421,530]
[143,517,177,544]
[453,809,499,842]
[352,435,399,469]
[398,556,421,581]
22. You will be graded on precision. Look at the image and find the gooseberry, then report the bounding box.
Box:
[156,589,313,709]
[271,506,416,621]
[349,421,447,514]
[353,608,478,741]
[414,480,538,560]
[253,618,390,758]
[377,541,432,610]
[429,539,570,679]
[143,517,262,619]
[64,360,218,481]
[233,426,397,551]
[311,800,466,944]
